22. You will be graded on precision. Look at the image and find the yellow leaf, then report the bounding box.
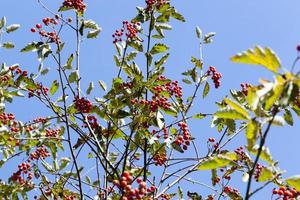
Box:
[231,46,281,73]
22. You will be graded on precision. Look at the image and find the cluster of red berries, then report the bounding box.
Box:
[240,83,251,96]
[28,84,49,98]
[45,128,60,137]
[84,115,99,129]
[62,0,86,13]
[31,20,60,43]
[112,171,156,200]
[174,122,191,151]
[153,150,167,166]
[73,96,93,113]
[33,117,49,124]
[213,176,221,185]
[234,146,248,161]
[206,66,222,88]
[11,162,33,186]
[272,186,300,200]
[29,146,50,161]
[1,65,28,82]
[25,125,34,133]
[145,0,166,12]
[0,112,21,134]
[223,186,241,197]
[112,21,140,44]
[160,194,171,200]
[254,163,264,182]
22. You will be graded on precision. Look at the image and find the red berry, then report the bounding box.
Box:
[30,28,36,33]
[297,45,300,52]
[36,24,42,29]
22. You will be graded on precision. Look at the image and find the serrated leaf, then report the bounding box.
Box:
[83,20,99,30]
[258,167,274,182]
[197,152,237,170]
[128,40,143,52]
[155,53,169,67]
[178,186,183,199]
[59,157,70,170]
[284,109,293,126]
[182,78,192,84]
[98,80,107,91]
[150,43,169,54]
[6,24,20,33]
[87,28,101,39]
[231,46,281,73]
[50,80,59,95]
[20,42,37,52]
[214,109,249,120]
[286,175,300,191]
[192,113,207,119]
[65,54,74,69]
[203,82,210,98]
[86,82,94,95]
[249,145,273,164]
[224,98,250,119]
[2,42,14,49]
[69,71,78,83]
[246,120,259,149]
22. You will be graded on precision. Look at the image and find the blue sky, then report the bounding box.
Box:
[1,0,300,199]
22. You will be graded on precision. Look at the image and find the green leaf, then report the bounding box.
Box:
[214,109,249,120]
[155,53,170,68]
[150,43,169,54]
[197,152,237,170]
[64,54,74,69]
[258,167,274,182]
[69,71,78,83]
[128,40,143,52]
[83,19,100,30]
[178,186,183,199]
[0,16,6,29]
[203,82,210,98]
[286,175,300,191]
[284,109,293,126]
[59,157,70,170]
[20,42,38,52]
[86,82,94,95]
[231,46,281,73]
[224,98,250,119]
[2,42,14,49]
[87,28,101,39]
[203,32,216,44]
[249,145,273,164]
[98,80,107,91]
[246,120,259,149]
[6,24,20,33]
[50,80,59,95]
[264,76,285,110]
[192,113,207,119]
[182,78,192,84]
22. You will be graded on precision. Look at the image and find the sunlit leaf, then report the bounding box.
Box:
[231,46,281,73]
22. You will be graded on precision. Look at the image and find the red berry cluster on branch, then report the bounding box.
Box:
[83,115,99,129]
[272,186,300,200]
[223,186,241,197]
[11,146,49,187]
[254,163,264,182]
[28,83,49,98]
[73,96,93,113]
[153,151,167,166]
[112,171,156,200]
[11,162,33,186]
[31,18,60,43]
[240,83,251,96]
[112,21,140,44]
[45,128,61,137]
[62,0,86,13]
[145,0,167,12]
[175,122,191,151]
[206,66,222,88]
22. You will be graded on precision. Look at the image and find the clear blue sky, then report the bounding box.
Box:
[1,0,300,199]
